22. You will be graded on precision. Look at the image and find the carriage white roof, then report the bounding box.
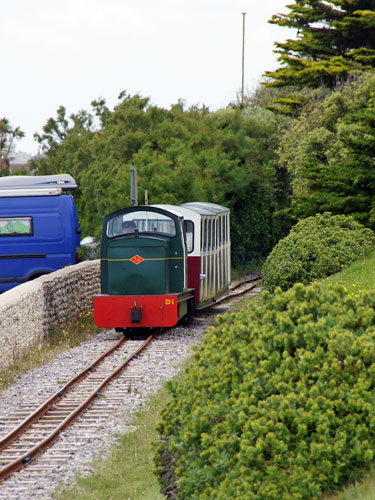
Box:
[180,202,229,216]
[152,204,199,220]
[152,202,229,218]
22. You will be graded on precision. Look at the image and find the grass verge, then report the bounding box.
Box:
[323,250,375,292]
[0,310,102,391]
[54,385,170,500]
[323,465,375,500]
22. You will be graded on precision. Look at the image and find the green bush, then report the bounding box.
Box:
[262,212,375,292]
[155,282,375,499]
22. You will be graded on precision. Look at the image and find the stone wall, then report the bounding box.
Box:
[0,260,100,371]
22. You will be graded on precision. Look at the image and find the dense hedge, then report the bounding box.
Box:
[155,282,375,500]
[262,212,375,292]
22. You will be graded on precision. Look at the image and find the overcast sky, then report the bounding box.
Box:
[2,1,292,155]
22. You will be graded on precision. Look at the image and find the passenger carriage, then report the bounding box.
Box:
[93,202,230,329]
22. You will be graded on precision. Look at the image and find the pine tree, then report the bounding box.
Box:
[265,1,375,89]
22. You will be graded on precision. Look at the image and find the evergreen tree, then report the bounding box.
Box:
[264,1,375,110]
[278,72,375,228]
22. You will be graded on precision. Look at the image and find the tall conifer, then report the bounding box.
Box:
[265,1,375,89]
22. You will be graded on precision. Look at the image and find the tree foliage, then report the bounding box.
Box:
[264,1,375,113]
[0,118,24,176]
[32,93,290,264]
[278,71,375,226]
[267,0,375,87]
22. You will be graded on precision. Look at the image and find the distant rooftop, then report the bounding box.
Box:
[9,151,32,165]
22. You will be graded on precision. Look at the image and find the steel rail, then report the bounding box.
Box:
[229,274,261,292]
[0,335,153,482]
[0,336,126,453]
[212,279,261,307]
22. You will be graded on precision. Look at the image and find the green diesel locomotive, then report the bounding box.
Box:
[94,202,230,329]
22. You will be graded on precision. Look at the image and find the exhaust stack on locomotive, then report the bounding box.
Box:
[93,203,230,330]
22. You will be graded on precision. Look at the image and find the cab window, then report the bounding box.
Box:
[184,220,194,253]
[106,211,176,238]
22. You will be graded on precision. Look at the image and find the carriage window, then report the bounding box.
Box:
[0,217,32,236]
[184,220,194,253]
[202,219,207,250]
[106,211,176,238]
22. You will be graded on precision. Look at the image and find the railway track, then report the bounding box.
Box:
[0,327,203,499]
[214,274,262,305]
[0,274,261,498]
[0,335,153,486]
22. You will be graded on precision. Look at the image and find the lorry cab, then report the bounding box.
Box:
[0,174,81,293]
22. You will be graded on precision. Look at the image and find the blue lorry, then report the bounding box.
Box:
[0,174,81,293]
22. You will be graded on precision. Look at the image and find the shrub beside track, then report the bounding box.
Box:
[155,282,375,500]
[261,213,375,292]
